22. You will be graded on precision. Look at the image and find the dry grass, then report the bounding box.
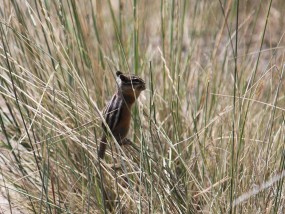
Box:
[0,0,285,213]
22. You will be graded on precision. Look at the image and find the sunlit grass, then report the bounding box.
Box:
[0,0,285,213]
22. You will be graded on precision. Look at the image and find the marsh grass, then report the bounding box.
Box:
[0,0,285,213]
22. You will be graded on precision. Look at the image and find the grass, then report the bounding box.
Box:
[0,0,285,213]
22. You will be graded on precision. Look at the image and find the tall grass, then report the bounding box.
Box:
[0,0,285,213]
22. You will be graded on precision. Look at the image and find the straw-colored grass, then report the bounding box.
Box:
[0,0,285,213]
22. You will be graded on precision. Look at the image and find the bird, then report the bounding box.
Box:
[99,71,146,159]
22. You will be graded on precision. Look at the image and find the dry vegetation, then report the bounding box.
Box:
[0,0,285,213]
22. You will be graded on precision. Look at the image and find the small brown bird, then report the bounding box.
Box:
[99,71,146,159]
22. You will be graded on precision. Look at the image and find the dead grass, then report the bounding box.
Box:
[0,0,285,213]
